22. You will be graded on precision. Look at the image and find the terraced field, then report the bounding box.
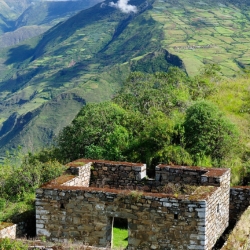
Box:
[151,0,250,75]
[0,0,250,156]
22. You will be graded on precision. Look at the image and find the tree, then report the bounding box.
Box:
[56,102,138,162]
[113,68,191,116]
[126,109,175,167]
[183,101,239,166]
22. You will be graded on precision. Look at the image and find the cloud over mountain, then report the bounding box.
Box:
[109,0,137,13]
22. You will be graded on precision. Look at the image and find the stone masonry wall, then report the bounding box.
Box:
[63,162,92,187]
[155,165,228,187]
[36,159,231,250]
[206,188,229,249]
[154,164,231,248]
[206,168,230,249]
[89,160,146,189]
[36,188,210,249]
[229,186,250,224]
[0,223,16,239]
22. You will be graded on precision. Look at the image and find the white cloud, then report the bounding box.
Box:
[109,0,137,13]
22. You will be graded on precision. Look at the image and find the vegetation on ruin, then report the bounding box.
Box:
[159,183,198,196]
[0,222,13,231]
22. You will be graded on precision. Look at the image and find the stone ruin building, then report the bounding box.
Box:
[35,159,236,250]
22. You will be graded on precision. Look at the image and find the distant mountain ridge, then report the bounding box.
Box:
[0,0,37,34]
[0,0,250,156]
[14,0,103,28]
[0,0,103,45]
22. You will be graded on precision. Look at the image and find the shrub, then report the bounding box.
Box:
[0,238,28,250]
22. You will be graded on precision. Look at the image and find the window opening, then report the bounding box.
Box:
[174,213,178,220]
[60,203,65,209]
[217,204,220,213]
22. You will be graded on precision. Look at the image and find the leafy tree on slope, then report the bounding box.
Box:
[183,101,239,166]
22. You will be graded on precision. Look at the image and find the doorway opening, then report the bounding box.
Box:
[112,217,128,249]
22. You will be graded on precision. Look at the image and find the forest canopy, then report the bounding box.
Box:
[55,66,246,184]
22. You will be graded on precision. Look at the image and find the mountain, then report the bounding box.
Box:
[0,0,103,47]
[0,0,249,156]
[14,0,103,28]
[0,0,38,34]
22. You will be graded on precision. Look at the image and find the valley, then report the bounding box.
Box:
[0,0,249,156]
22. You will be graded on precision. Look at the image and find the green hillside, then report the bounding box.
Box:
[0,0,249,156]
[14,0,103,28]
[0,0,39,34]
[150,0,250,76]
[0,0,102,47]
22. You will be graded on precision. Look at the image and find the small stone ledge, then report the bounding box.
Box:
[156,164,230,187]
[157,164,229,178]
[67,158,145,168]
[36,185,216,202]
[0,222,16,239]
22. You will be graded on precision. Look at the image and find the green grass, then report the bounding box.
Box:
[222,207,250,249]
[151,0,250,76]
[113,227,128,249]
[0,192,35,222]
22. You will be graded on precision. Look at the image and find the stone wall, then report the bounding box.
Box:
[64,161,92,187]
[89,160,146,189]
[229,186,250,224]
[36,159,231,250]
[155,164,228,187]
[0,223,16,239]
[206,187,229,249]
[36,187,215,249]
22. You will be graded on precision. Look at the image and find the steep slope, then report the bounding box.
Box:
[14,0,103,28]
[0,0,38,34]
[0,0,178,155]
[0,0,250,155]
[3,0,35,14]
[0,25,48,48]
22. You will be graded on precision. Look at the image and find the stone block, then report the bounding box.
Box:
[37,228,51,237]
